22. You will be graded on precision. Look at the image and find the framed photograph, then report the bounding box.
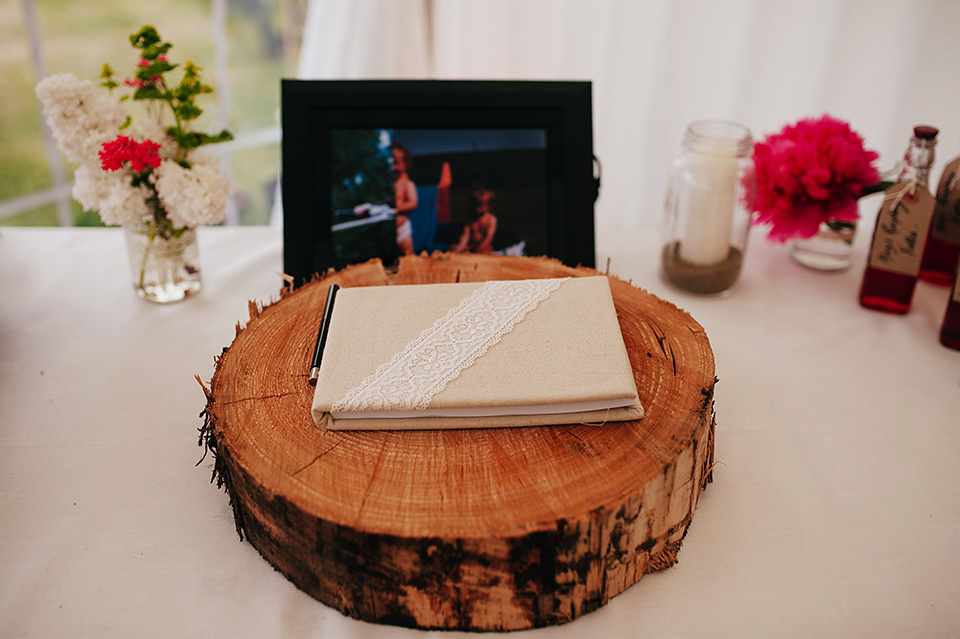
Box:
[281,80,595,284]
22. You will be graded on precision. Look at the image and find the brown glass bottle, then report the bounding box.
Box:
[859,126,938,314]
[921,236,960,287]
[940,267,960,350]
[919,146,960,287]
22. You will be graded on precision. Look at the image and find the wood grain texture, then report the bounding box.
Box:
[200,253,716,631]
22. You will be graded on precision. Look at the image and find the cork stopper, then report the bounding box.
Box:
[913,125,939,140]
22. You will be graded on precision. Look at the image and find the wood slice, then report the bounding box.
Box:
[200,253,716,631]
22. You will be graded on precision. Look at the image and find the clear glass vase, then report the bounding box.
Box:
[123,219,202,303]
[789,220,856,271]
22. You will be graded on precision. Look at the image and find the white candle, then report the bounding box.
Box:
[677,140,738,266]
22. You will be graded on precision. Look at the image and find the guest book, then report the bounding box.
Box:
[311,276,643,430]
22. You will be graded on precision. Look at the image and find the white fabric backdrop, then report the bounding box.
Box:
[293,0,960,250]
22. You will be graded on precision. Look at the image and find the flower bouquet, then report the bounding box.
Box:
[35,25,233,302]
[752,115,888,270]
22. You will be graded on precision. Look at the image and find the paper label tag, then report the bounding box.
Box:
[868,183,935,276]
[931,157,960,244]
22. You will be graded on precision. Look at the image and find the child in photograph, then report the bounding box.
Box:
[390,143,417,255]
[453,185,498,254]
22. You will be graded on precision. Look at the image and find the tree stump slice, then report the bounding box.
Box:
[201,253,716,631]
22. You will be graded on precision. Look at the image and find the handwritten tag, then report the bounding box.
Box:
[867,182,935,277]
[931,157,960,244]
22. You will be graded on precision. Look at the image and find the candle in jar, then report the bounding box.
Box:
[677,138,739,266]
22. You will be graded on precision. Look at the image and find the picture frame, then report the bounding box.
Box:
[280,79,596,285]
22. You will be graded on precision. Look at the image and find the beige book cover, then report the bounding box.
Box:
[311,276,643,430]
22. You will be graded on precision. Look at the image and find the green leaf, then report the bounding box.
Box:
[130,25,161,49]
[861,181,895,197]
[174,102,203,122]
[99,64,117,89]
[825,219,856,232]
[178,132,203,150]
[171,85,196,102]
[183,61,202,79]
[167,131,189,149]
[132,86,165,101]
[197,130,234,146]
[142,42,173,60]
[142,60,176,76]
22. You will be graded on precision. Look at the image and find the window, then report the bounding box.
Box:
[0,0,305,226]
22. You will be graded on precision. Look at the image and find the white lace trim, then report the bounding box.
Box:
[332,278,569,413]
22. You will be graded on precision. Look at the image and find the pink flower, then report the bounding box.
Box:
[124,77,159,88]
[137,55,167,68]
[126,58,165,87]
[752,115,880,242]
[99,135,162,173]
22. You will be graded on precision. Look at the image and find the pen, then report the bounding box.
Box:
[308,284,340,386]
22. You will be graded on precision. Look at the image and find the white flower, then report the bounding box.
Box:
[153,153,230,228]
[136,118,179,161]
[35,73,126,164]
[36,66,231,231]
[72,162,152,226]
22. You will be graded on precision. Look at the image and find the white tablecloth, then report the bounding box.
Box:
[1,226,958,638]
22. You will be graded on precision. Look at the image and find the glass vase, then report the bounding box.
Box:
[789,220,856,271]
[123,219,202,303]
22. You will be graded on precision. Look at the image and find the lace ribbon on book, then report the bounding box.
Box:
[332,278,569,413]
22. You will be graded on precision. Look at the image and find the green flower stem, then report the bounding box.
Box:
[138,226,157,291]
[155,76,188,165]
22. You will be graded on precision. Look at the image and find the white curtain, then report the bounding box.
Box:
[295,0,960,249]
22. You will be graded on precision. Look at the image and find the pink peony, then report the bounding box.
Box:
[752,115,880,242]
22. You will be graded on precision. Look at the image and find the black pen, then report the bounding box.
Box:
[308,284,340,386]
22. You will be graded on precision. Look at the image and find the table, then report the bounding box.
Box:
[2,225,958,637]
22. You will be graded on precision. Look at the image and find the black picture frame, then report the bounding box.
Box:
[281,79,595,285]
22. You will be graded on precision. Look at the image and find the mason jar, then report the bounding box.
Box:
[123,217,202,303]
[661,120,755,296]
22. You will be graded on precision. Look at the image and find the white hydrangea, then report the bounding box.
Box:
[35,73,126,164]
[72,162,153,226]
[153,153,230,228]
[136,118,179,160]
[36,72,230,231]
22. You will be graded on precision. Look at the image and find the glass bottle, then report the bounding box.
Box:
[661,120,755,296]
[919,144,960,286]
[858,126,938,314]
[940,266,960,350]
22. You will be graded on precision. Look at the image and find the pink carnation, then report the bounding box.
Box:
[752,115,880,242]
[99,135,162,173]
